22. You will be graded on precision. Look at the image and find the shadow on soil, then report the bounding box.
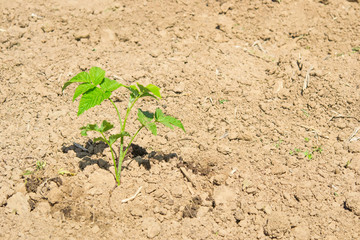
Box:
[61,141,181,171]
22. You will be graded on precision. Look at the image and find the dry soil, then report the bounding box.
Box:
[1,0,360,239]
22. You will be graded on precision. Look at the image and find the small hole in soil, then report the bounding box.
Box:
[28,199,36,211]
[61,206,72,219]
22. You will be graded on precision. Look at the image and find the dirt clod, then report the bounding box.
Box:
[264,212,290,238]
[6,192,30,215]
[344,192,360,216]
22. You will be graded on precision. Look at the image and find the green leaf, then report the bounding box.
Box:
[136,83,161,99]
[73,83,96,101]
[146,122,157,136]
[157,119,174,129]
[100,78,123,92]
[80,123,99,136]
[137,109,154,126]
[23,170,33,176]
[155,108,164,120]
[155,108,185,132]
[162,116,185,132]
[126,85,140,96]
[136,83,147,93]
[145,84,161,99]
[137,109,157,135]
[103,90,111,99]
[62,72,91,91]
[99,120,114,132]
[77,88,109,115]
[141,92,158,100]
[109,132,130,145]
[80,121,113,136]
[89,67,106,85]
[94,137,106,143]
[109,134,121,145]
[155,109,174,129]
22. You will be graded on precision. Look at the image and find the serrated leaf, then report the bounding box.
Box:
[89,67,106,85]
[158,120,174,129]
[62,72,91,91]
[126,85,140,97]
[141,92,158,100]
[77,88,109,116]
[99,120,114,133]
[80,123,99,136]
[145,84,161,99]
[136,83,161,99]
[137,109,154,126]
[146,122,157,136]
[162,116,185,132]
[155,108,164,120]
[156,110,185,132]
[100,78,123,92]
[109,134,121,145]
[73,83,96,101]
[136,83,147,93]
[104,90,111,99]
[94,137,106,143]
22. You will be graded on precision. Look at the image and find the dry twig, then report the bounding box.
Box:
[252,40,267,52]
[302,65,314,92]
[348,127,360,142]
[295,124,329,139]
[121,186,142,203]
[185,181,195,195]
[329,110,360,122]
[163,187,174,201]
[180,167,197,189]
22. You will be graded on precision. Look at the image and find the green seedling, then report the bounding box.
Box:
[289,147,302,156]
[301,109,309,117]
[345,160,351,168]
[304,150,313,160]
[23,161,46,176]
[36,161,46,170]
[62,67,185,185]
[275,139,283,148]
[304,137,310,142]
[352,47,360,53]
[23,170,33,176]
[218,99,229,104]
[313,146,323,153]
[58,169,76,176]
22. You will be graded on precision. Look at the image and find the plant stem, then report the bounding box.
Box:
[121,96,140,132]
[100,132,120,185]
[123,126,144,157]
[118,136,124,185]
[116,96,141,185]
[109,98,122,130]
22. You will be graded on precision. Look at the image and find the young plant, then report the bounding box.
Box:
[62,67,185,185]
[36,161,46,170]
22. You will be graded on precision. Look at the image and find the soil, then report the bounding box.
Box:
[1,0,360,239]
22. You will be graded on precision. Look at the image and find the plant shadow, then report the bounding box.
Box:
[124,144,179,171]
[61,140,110,170]
[62,140,180,172]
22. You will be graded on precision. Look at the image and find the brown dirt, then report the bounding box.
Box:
[1,0,360,239]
